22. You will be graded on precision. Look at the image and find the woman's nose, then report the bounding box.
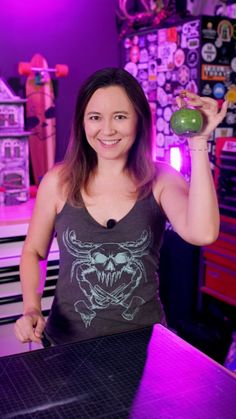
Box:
[101,119,116,135]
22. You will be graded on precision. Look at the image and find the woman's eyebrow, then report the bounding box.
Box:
[86,111,101,115]
[113,111,129,114]
[86,110,130,115]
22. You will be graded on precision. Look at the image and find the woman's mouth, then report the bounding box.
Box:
[98,139,121,147]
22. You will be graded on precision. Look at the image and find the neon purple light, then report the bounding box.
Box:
[170,146,181,172]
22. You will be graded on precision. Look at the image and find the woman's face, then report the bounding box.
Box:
[83,85,138,162]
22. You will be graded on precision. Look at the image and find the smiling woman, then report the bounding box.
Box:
[14,67,227,347]
[59,67,156,208]
[83,85,138,160]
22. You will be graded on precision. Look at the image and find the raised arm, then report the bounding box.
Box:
[14,167,61,344]
[154,92,228,245]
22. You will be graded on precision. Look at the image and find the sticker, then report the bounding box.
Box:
[225,85,236,103]
[137,62,148,70]
[167,94,173,105]
[165,135,175,146]
[187,50,199,67]
[148,44,157,57]
[226,112,236,124]
[215,127,233,138]
[181,19,200,49]
[167,27,178,43]
[164,121,170,135]
[157,117,165,132]
[156,132,165,146]
[213,83,225,99]
[167,62,175,71]
[166,71,172,80]
[231,57,236,72]
[164,82,172,92]
[139,49,149,63]
[158,29,167,43]
[139,37,146,48]
[202,83,212,95]
[227,4,236,19]
[202,22,217,40]
[149,81,157,90]
[157,87,168,107]
[217,20,233,42]
[201,64,230,81]
[157,108,163,117]
[177,65,190,85]
[173,87,184,99]
[124,62,138,77]
[171,71,178,82]
[187,38,200,49]
[141,80,149,93]
[216,99,224,109]
[163,107,172,122]
[148,90,157,101]
[157,72,166,86]
[124,38,132,48]
[190,68,198,80]
[157,42,177,72]
[171,102,179,112]
[147,33,157,42]
[138,69,148,80]
[182,20,200,38]
[156,147,165,158]
[181,34,187,49]
[185,80,198,93]
[201,43,217,63]
[174,49,185,67]
[228,102,236,110]
[132,35,139,45]
[130,46,140,63]
[148,61,157,81]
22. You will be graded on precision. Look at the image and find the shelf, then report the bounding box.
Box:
[200,286,236,307]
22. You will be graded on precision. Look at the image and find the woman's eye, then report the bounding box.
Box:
[89,115,100,121]
[115,114,127,120]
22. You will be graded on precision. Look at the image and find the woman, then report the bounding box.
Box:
[14,67,228,346]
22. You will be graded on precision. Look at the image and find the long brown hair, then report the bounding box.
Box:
[59,67,157,206]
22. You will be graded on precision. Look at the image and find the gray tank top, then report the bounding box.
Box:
[45,193,166,344]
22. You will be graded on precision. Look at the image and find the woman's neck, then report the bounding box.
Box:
[95,157,128,178]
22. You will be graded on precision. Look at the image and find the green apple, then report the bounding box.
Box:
[170,108,203,136]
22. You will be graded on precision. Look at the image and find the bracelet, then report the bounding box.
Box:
[189,147,208,151]
[188,134,209,152]
[188,134,210,140]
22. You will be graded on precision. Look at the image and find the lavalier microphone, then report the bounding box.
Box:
[106,219,116,229]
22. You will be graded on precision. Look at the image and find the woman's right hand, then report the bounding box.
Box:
[14,309,46,344]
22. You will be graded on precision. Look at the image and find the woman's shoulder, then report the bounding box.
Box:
[153,160,188,202]
[154,160,179,179]
[37,164,67,207]
[39,163,64,188]
[154,159,188,178]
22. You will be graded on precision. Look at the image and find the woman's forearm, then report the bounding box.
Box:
[20,247,44,315]
[186,137,220,244]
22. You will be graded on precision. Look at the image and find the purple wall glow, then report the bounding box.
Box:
[0,0,119,161]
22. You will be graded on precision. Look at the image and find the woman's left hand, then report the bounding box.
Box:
[176,90,228,136]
